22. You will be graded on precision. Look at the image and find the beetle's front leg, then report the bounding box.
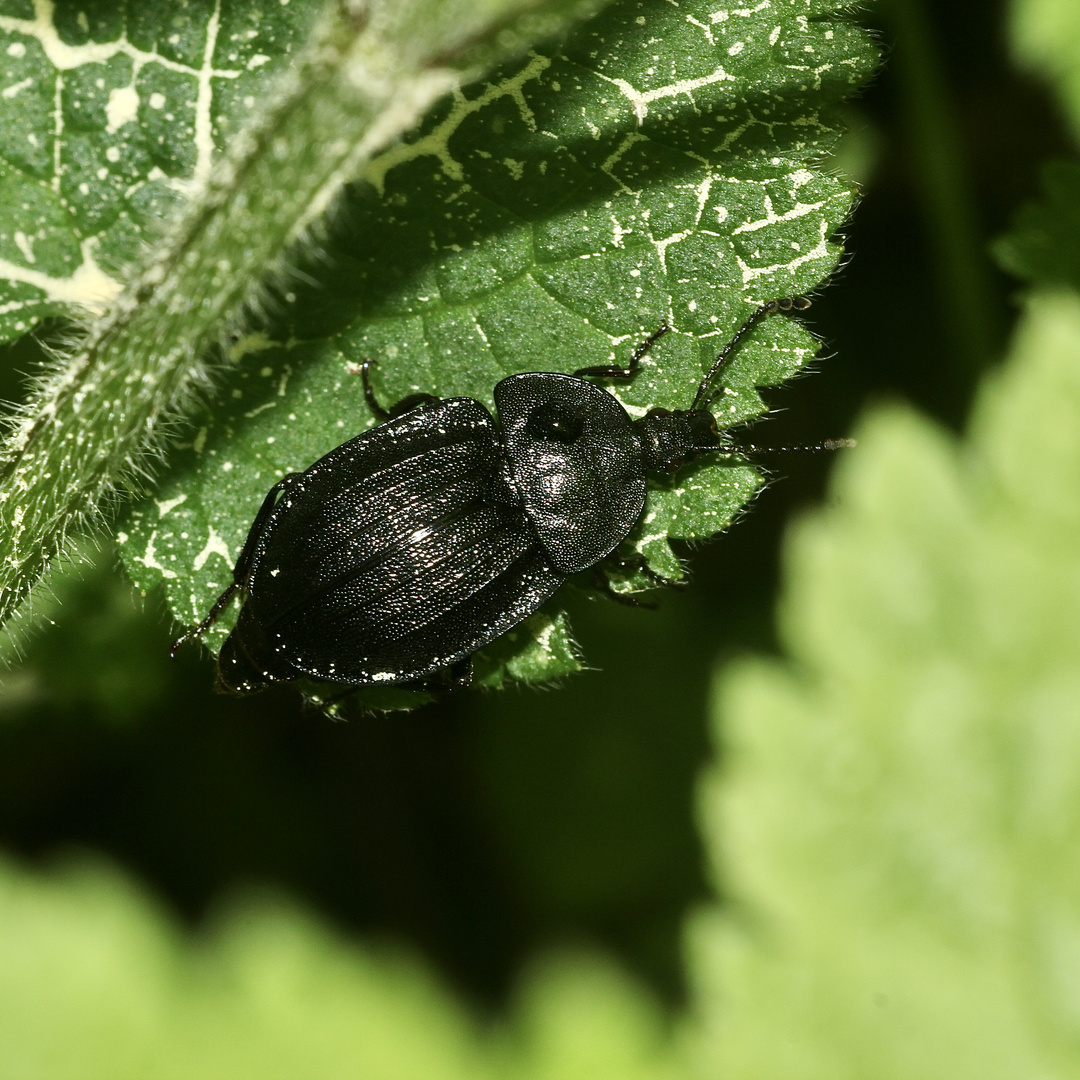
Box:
[611,550,685,589]
[573,323,671,381]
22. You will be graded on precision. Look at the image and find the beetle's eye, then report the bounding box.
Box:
[525,401,586,443]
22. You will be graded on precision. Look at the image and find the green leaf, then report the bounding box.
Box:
[116,0,877,701]
[0,0,319,341]
[0,853,682,1079]
[689,289,1080,1077]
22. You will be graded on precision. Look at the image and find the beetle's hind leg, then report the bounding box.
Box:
[573,323,671,381]
[360,359,440,421]
[170,583,240,658]
[170,471,302,658]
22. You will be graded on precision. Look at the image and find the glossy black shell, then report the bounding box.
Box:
[218,373,657,693]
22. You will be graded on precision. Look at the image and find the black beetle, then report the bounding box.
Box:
[174,297,809,693]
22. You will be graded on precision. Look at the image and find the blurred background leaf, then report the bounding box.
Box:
[690,289,1080,1078]
[993,160,1080,287]
[1011,0,1080,140]
[686,0,1080,1071]
[0,853,680,1079]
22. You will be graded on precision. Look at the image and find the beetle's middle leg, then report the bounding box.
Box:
[608,550,686,589]
[359,358,440,421]
[585,566,657,608]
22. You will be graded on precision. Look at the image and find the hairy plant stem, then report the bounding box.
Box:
[0,0,575,630]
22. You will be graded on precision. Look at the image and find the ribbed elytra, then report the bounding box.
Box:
[172,297,810,694]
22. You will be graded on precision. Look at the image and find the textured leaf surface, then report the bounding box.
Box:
[0,0,316,340]
[689,290,1080,1078]
[0,854,681,1080]
[116,0,876,697]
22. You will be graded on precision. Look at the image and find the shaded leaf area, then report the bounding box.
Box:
[691,291,1080,1078]
[0,0,317,340]
[117,0,876,703]
[994,160,1080,289]
[0,854,683,1080]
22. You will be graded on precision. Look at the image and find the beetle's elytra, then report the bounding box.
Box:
[174,298,809,694]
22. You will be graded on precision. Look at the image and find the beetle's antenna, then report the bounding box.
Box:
[691,296,811,413]
[721,437,857,455]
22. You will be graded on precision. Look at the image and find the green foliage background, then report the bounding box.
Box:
[2,0,1080,1074]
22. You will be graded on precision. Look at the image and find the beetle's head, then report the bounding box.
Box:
[635,407,723,472]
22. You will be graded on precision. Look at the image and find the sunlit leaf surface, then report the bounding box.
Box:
[0,0,315,339]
